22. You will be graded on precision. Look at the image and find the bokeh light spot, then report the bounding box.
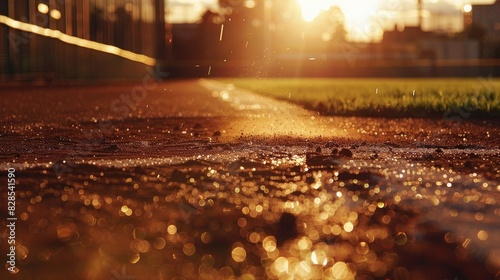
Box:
[231,247,247,262]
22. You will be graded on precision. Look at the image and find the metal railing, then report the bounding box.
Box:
[0,0,164,81]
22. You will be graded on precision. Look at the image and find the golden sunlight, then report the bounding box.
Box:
[296,0,383,41]
[297,0,330,22]
[341,1,378,21]
[297,0,378,23]
[341,1,381,41]
[0,15,156,66]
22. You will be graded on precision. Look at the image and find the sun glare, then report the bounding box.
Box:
[296,0,382,41]
[341,1,377,21]
[297,0,330,22]
[297,0,378,23]
[341,1,381,41]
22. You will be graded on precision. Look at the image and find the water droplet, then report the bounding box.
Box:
[231,246,246,262]
[478,230,488,241]
[395,232,407,245]
[183,243,196,256]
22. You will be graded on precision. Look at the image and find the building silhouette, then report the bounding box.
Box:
[471,0,500,59]
[472,0,500,41]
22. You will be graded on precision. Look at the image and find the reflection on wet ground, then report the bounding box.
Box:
[2,144,499,279]
[0,80,499,279]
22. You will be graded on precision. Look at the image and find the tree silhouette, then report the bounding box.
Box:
[315,6,347,43]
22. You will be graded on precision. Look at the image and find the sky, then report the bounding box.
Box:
[166,0,497,41]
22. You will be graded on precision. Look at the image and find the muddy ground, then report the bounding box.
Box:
[0,80,499,280]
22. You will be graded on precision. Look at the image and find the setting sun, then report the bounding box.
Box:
[297,0,330,22]
[297,0,377,22]
[295,0,384,41]
[341,1,381,41]
[341,1,377,21]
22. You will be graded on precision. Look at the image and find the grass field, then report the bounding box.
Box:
[218,78,500,118]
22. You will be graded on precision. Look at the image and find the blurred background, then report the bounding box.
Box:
[1,0,500,81]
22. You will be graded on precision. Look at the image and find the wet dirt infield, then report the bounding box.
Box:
[1,80,499,279]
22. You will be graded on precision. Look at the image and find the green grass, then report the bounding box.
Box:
[218,78,500,118]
